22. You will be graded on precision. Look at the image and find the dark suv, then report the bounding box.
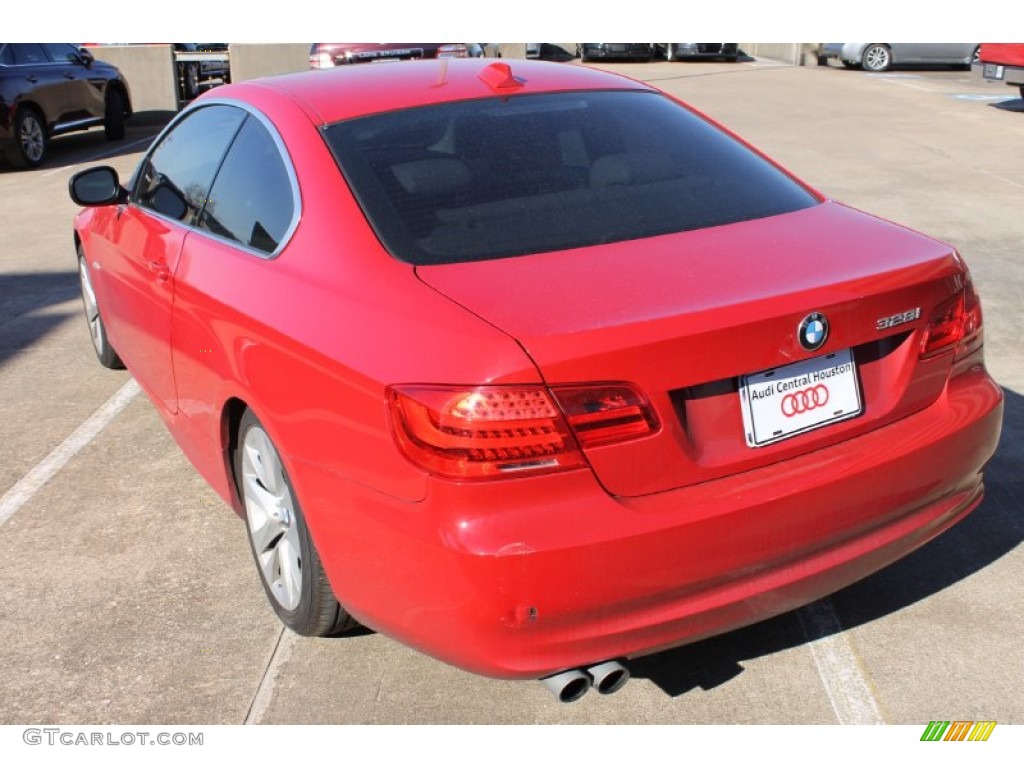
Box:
[0,43,132,169]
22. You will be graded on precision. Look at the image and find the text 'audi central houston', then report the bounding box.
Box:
[68,59,1003,702]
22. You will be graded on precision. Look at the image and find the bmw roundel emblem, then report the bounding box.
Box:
[798,313,829,352]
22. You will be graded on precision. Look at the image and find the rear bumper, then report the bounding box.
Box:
[582,45,652,60]
[978,61,1024,86]
[298,365,1002,679]
[821,43,863,63]
[672,44,739,58]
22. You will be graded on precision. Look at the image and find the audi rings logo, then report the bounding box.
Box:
[781,385,830,417]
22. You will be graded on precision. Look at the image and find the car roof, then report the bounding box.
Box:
[240,58,655,126]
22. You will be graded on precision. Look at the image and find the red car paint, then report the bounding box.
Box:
[978,43,1024,98]
[72,59,1003,680]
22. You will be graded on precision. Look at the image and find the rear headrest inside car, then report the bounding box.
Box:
[391,158,472,195]
[590,151,680,187]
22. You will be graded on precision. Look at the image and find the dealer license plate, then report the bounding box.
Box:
[740,348,862,447]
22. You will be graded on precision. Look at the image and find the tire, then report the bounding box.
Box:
[182,62,200,100]
[104,90,126,141]
[666,44,675,61]
[841,60,860,69]
[7,107,47,169]
[77,245,124,369]
[862,44,891,72]
[235,410,358,637]
[1019,85,1024,100]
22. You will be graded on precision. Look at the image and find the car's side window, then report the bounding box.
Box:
[9,43,48,65]
[198,116,296,255]
[133,105,245,225]
[0,45,14,66]
[42,44,81,64]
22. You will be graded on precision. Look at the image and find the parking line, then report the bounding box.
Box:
[41,135,155,178]
[245,628,295,724]
[796,600,886,724]
[0,379,140,527]
[979,168,1024,191]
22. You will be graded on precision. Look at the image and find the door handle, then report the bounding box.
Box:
[25,75,38,83]
[148,260,171,282]
[64,72,76,79]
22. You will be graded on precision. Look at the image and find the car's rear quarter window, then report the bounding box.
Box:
[198,116,295,255]
[324,90,819,265]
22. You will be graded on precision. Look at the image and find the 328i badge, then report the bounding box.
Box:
[68,59,1003,703]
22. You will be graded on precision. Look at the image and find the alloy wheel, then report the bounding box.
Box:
[78,257,104,355]
[20,113,44,163]
[863,45,891,72]
[241,425,303,611]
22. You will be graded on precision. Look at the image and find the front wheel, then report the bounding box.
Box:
[862,44,891,72]
[7,107,47,169]
[181,63,200,100]
[235,410,358,636]
[77,246,124,369]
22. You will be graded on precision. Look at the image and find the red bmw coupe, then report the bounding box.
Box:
[69,59,1003,702]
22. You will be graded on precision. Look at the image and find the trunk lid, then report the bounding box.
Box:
[416,201,966,497]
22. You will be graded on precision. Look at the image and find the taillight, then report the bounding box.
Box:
[552,384,660,448]
[387,383,658,479]
[388,386,584,479]
[955,275,983,361]
[310,50,335,69]
[437,44,468,58]
[919,274,984,360]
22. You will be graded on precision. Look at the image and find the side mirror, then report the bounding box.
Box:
[69,166,127,206]
[77,47,94,68]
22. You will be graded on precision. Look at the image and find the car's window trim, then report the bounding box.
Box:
[128,98,302,261]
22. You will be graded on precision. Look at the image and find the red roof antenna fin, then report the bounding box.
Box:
[478,61,524,91]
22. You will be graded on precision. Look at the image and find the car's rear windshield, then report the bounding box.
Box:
[323,90,819,265]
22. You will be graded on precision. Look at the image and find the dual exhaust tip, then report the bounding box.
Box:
[541,660,630,703]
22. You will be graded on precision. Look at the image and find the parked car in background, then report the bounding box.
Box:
[821,43,980,72]
[0,43,131,169]
[659,43,739,62]
[978,43,1024,99]
[577,43,652,62]
[309,43,469,68]
[68,58,1002,703]
[175,43,230,101]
